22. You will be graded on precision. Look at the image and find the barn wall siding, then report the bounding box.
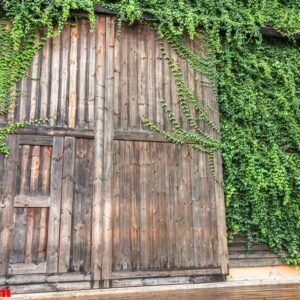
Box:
[0,16,229,293]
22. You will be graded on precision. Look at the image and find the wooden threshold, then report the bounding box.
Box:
[9,279,300,300]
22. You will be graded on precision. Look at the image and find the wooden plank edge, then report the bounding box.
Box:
[112,268,222,279]
[1,273,91,285]
[112,275,226,288]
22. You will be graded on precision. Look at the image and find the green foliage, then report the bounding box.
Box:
[1,0,300,263]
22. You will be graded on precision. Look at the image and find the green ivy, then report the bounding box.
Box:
[0,0,300,264]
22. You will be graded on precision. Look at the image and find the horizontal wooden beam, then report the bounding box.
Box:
[114,130,168,143]
[14,195,50,208]
[14,126,95,139]
[112,267,221,279]
[112,274,225,288]
[260,26,300,40]
[19,135,53,146]
[8,263,46,275]
[2,273,91,285]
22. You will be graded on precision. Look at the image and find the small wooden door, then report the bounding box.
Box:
[0,134,94,277]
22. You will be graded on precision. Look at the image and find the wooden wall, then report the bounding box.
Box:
[229,235,282,267]
[0,16,228,293]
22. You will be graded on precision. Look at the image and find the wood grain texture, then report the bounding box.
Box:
[101,16,115,287]
[0,135,18,275]
[8,282,300,298]
[58,137,75,273]
[46,137,64,273]
[92,16,106,287]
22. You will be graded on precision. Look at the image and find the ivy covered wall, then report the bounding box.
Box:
[0,0,299,264]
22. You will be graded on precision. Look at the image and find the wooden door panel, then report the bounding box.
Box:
[112,140,220,275]
[8,140,55,275]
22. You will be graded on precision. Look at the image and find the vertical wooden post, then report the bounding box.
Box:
[58,137,75,273]
[101,16,115,288]
[0,135,18,275]
[46,136,64,273]
[214,150,229,274]
[92,16,106,288]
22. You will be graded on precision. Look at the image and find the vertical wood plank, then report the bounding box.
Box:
[25,146,41,263]
[92,16,106,287]
[120,25,129,130]
[59,26,71,126]
[87,26,96,128]
[29,36,40,120]
[49,34,60,126]
[113,26,120,129]
[166,144,176,268]
[38,146,52,263]
[68,26,78,128]
[147,28,156,124]
[112,141,120,271]
[40,39,50,119]
[46,137,63,273]
[139,142,149,269]
[0,135,18,275]
[191,150,203,267]
[137,26,148,128]
[58,137,75,273]
[128,25,138,129]
[214,150,229,274]
[77,20,88,128]
[102,16,115,287]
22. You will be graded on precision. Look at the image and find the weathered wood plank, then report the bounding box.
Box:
[138,142,149,269]
[14,196,50,208]
[101,16,115,288]
[92,15,106,287]
[112,267,221,279]
[87,25,96,128]
[58,25,71,126]
[15,127,94,139]
[77,20,88,128]
[214,149,229,274]
[58,137,75,273]
[19,135,53,146]
[68,26,78,128]
[49,33,60,126]
[46,137,64,273]
[0,135,19,275]
[10,281,91,294]
[4,272,91,285]
[71,139,94,274]
[39,37,50,119]
[8,262,46,275]
[38,146,52,263]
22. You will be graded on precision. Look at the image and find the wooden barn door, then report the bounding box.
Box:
[92,18,228,288]
[0,134,93,282]
[0,135,64,276]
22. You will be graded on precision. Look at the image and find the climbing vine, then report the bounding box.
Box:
[0,0,300,263]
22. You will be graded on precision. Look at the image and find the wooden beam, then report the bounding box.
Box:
[112,268,221,279]
[92,16,106,288]
[260,26,300,40]
[8,262,46,275]
[0,135,18,275]
[101,16,115,289]
[46,137,64,273]
[13,126,94,139]
[58,137,75,273]
[19,135,53,146]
